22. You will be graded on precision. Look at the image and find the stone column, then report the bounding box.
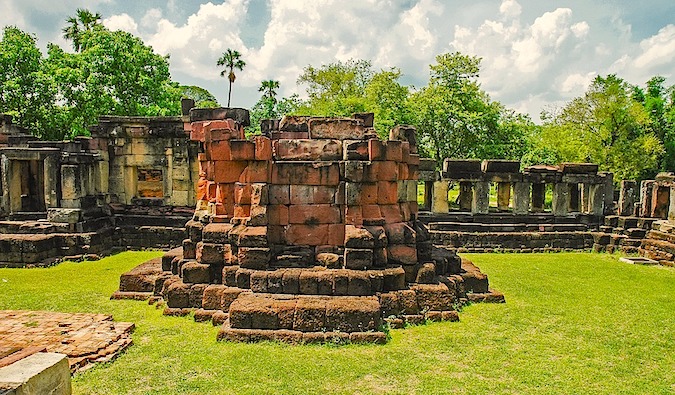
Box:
[602,172,614,215]
[531,183,546,213]
[513,182,530,215]
[669,186,675,223]
[472,181,490,214]
[0,154,9,214]
[552,183,570,216]
[61,165,81,209]
[497,182,511,211]
[458,181,473,211]
[581,183,591,213]
[589,184,605,216]
[431,181,449,214]
[568,184,581,212]
[43,155,59,209]
[618,180,637,216]
[640,180,653,217]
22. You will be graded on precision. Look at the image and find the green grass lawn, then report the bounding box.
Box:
[0,251,673,394]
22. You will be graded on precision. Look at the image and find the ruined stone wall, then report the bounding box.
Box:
[89,116,199,208]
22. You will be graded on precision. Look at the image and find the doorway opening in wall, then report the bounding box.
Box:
[16,159,45,213]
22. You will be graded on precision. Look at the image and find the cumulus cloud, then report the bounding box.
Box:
[103,13,138,35]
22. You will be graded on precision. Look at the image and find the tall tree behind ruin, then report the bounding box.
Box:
[217,49,246,107]
[62,8,102,52]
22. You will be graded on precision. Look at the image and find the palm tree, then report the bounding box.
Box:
[259,80,280,102]
[62,8,102,52]
[217,49,246,107]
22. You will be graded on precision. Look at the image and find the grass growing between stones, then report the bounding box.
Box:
[0,251,673,394]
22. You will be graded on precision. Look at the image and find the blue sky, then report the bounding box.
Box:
[2,0,674,122]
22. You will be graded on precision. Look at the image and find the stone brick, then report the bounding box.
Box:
[328,224,346,247]
[285,224,329,246]
[229,140,255,161]
[234,183,252,205]
[282,269,301,294]
[208,141,231,161]
[289,204,341,225]
[377,181,399,205]
[381,204,404,223]
[268,185,290,205]
[344,225,375,248]
[213,161,247,183]
[196,242,224,265]
[273,139,342,161]
[290,185,338,205]
[279,115,310,132]
[238,226,268,247]
[267,205,289,226]
[385,140,403,162]
[368,139,386,161]
[254,136,272,161]
[325,296,380,332]
[344,248,373,270]
[238,247,271,269]
[307,118,365,140]
[202,223,233,244]
[374,161,399,181]
[182,262,211,284]
[271,162,340,186]
[347,270,372,294]
[249,271,269,292]
[387,244,418,266]
[293,297,327,331]
[384,222,416,245]
[202,284,227,310]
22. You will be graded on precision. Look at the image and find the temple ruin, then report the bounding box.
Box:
[113,107,503,343]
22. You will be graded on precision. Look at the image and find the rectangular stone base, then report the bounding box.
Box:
[0,352,71,395]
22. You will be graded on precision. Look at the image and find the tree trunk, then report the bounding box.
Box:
[227,80,232,107]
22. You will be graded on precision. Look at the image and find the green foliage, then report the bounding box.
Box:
[249,91,302,134]
[409,53,532,165]
[0,252,673,394]
[296,59,411,138]
[0,11,181,140]
[180,85,219,108]
[537,75,665,180]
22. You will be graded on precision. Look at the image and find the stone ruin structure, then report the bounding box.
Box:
[114,108,503,343]
[592,173,675,266]
[421,159,614,252]
[0,114,197,267]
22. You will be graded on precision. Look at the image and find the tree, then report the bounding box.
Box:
[62,8,102,52]
[408,52,531,165]
[0,26,60,138]
[537,75,663,181]
[217,49,245,107]
[632,76,675,171]
[180,85,219,108]
[259,80,280,101]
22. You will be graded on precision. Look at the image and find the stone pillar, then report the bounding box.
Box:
[513,182,530,215]
[423,181,433,211]
[458,181,473,211]
[669,186,675,223]
[43,155,59,209]
[589,184,605,216]
[60,165,81,209]
[0,154,9,214]
[431,181,448,214]
[472,181,490,214]
[552,183,570,216]
[640,180,653,217]
[568,184,581,212]
[531,183,546,213]
[618,180,637,216]
[602,172,614,215]
[497,182,511,211]
[581,183,591,213]
[652,186,670,219]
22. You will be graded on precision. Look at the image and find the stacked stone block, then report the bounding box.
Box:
[146,108,501,343]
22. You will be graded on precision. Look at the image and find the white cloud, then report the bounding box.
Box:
[499,0,521,19]
[560,72,596,94]
[103,13,138,35]
[633,24,675,69]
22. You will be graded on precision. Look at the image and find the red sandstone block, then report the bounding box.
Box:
[271,131,309,139]
[271,162,340,186]
[216,183,234,205]
[378,181,399,205]
[401,202,412,222]
[401,141,410,163]
[308,118,366,140]
[344,140,369,160]
[254,136,272,161]
[207,182,217,201]
[196,179,209,201]
[268,185,290,205]
[385,140,403,162]
[381,204,403,223]
[384,222,416,245]
[399,164,409,180]
[214,161,247,183]
[190,127,205,142]
[198,153,207,161]
[361,183,378,205]
[345,206,363,225]
[234,205,251,218]
[285,224,329,246]
[238,226,268,247]
[268,225,287,244]
[289,204,341,224]
[408,165,418,180]
[409,201,418,215]
[213,203,226,215]
[328,224,346,247]
[267,205,289,226]
[230,140,255,161]
[234,183,252,205]
[387,244,418,266]
[408,153,420,166]
[290,185,338,205]
[368,139,386,161]
[209,141,231,161]
[273,139,342,161]
[243,161,269,183]
[362,205,382,220]
[375,161,399,181]
[208,128,241,142]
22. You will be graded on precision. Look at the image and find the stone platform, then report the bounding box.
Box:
[0,310,134,372]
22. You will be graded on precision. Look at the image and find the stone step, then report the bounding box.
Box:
[419,212,597,225]
[429,222,588,232]
[430,231,594,250]
[7,212,47,221]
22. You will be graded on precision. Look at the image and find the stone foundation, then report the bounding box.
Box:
[113,109,503,343]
